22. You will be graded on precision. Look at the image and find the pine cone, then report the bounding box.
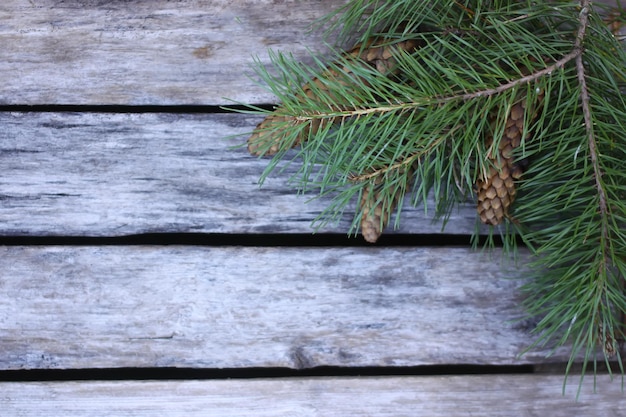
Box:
[360,181,388,243]
[247,36,421,156]
[476,93,543,225]
[359,161,417,243]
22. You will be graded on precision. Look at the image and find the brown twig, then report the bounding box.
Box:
[454,41,584,102]
[573,1,620,357]
[296,45,581,123]
[349,152,421,183]
[347,121,466,183]
[574,2,609,239]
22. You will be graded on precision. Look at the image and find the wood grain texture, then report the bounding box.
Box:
[0,0,348,105]
[1,375,624,416]
[0,245,573,370]
[0,111,484,236]
[1,0,622,106]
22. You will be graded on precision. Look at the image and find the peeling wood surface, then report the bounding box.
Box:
[0,0,348,105]
[0,112,483,237]
[1,375,624,416]
[0,245,572,370]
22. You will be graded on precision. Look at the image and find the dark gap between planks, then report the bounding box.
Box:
[0,233,520,247]
[1,363,621,383]
[0,104,275,114]
[0,364,535,382]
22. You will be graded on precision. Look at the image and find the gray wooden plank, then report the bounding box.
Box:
[0,0,348,105]
[0,111,483,236]
[0,245,574,370]
[1,0,622,107]
[0,375,624,416]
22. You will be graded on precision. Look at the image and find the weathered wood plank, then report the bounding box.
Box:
[0,112,483,236]
[0,0,348,105]
[1,375,624,416]
[0,245,575,370]
[1,0,622,106]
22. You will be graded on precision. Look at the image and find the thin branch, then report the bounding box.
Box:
[294,46,582,122]
[457,48,580,101]
[349,152,421,182]
[575,1,610,242]
[349,123,463,182]
[575,0,616,356]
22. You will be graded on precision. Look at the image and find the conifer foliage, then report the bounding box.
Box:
[239,0,626,387]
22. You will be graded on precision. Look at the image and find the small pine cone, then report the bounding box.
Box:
[359,160,417,243]
[360,182,390,243]
[476,92,543,225]
[247,115,301,156]
[476,159,518,226]
[247,115,328,156]
[247,36,421,156]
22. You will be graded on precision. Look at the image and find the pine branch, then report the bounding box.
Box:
[513,0,626,392]
[575,2,610,245]
[233,0,626,392]
[573,0,621,361]
[457,49,578,100]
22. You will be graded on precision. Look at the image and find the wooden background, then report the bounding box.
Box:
[1,0,625,415]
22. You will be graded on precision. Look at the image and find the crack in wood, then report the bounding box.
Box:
[127,334,176,341]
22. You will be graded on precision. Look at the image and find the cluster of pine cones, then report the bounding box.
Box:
[247,32,543,242]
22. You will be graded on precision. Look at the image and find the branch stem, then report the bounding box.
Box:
[575,1,609,242]
[573,0,617,357]
[350,152,420,182]
[297,44,582,121]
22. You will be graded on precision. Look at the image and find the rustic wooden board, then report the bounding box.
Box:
[0,111,483,237]
[1,375,624,416]
[0,0,348,105]
[0,245,576,370]
[1,0,622,106]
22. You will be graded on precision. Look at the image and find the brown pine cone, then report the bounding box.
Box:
[476,93,543,225]
[247,36,422,156]
[359,160,417,243]
[360,182,388,243]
